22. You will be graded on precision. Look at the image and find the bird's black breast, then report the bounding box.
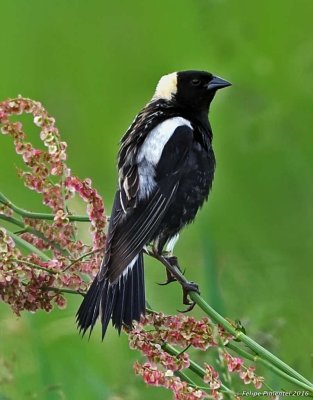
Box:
[154,125,215,250]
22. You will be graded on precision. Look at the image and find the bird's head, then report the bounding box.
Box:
[153,70,231,115]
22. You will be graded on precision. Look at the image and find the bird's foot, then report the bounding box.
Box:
[151,250,199,311]
[178,281,200,313]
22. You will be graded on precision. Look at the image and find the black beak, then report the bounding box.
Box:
[207,75,232,91]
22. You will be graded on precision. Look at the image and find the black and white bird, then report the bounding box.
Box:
[76,70,231,338]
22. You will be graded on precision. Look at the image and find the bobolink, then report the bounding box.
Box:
[77,70,231,338]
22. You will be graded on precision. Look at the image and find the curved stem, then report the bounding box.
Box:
[226,342,313,395]
[0,214,69,256]
[190,291,313,391]
[174,370,202,389]
[0,192,90,222]
[5,229,50,261]
[10,258,57,274]
[163,343,235,396]
[147,251,313,392]
[41,286,85,296]
[63,248,103,272]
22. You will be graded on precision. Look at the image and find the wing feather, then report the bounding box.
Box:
[99,123,193,283]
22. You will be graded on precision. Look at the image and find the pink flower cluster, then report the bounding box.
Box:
[203,364,222,400]
[138,312,218,350]
[134,362,207,400]
[0,227,67,314]
[0,96,267,399]
[0,97,107,314]
[221,351,264,389]
[129,312,265,400]
[129,313,220,399]
[65,176,106,250]
[1,98,67,204]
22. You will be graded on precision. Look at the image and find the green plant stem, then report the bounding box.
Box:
[63,248,103,272]
[226,342,313,394]
[10,258,56,274]
[0,192,90,222]
[2,194,312,394]
[148,253,313,392]
[6,229,50,261]
[190,291,313,391]
[42,286,85,296]
[163,343,235,396]
[174,370,201,389]
[0,214,69,256]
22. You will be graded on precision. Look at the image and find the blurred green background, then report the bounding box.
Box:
[1,0,313,399]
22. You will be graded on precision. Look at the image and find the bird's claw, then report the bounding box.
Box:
[178,301,196,313]
[157,276,176,286]
[177,281,200,313]
[157,268,176,286]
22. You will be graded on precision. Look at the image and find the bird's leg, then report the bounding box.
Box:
[157,255,185,285]
[164,255,185,274]
[155,234,185,285]
[150,249,200,312]
[166,255,199,312]
[152,244,177,285]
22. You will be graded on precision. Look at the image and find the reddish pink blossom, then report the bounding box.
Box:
[134,362,208,400]
[223,352,244,372]
[1,96,268,400]
[239,366,264,389]
[203,364,221,390]
[65,176,106,250]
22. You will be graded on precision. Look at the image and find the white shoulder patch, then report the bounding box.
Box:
[136,117,192,200]
[137,117,192,166]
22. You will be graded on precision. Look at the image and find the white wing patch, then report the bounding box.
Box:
[137,117,192,166]
[137,117,192,199]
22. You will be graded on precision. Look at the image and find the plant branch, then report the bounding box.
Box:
[5,229,50,261]
[174,370,203,390]
[163,343,235,396]
[0,192,90,222]
[63,248,103,272]
[226,342,313,395]
[190,291,313,391]
[147,251,313,392]
[41,286,85,296]
[10,258,57,274]
[0,214,68,256]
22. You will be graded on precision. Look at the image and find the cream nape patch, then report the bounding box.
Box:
[152,72,178,101]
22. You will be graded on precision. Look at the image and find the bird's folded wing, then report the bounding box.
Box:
[100,124,193,283]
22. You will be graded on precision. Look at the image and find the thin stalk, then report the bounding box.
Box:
[148,252,313,391]
[42,286,85,296]
[217,343,233,400]
[10,258,57,274]
[163,343,235,396]
[0,214,68,256]
[6,229,50,261]
[0,192,90,222]
[190,291,313,391]
[63,248,103,272]
[226,342,313,394]
[174,370,201,389]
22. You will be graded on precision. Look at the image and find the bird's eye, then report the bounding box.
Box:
[191,79,201,86]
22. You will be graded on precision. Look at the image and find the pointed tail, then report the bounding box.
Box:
[76,252,145,338]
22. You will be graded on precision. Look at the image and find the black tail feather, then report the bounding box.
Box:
[76,252,145,338]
